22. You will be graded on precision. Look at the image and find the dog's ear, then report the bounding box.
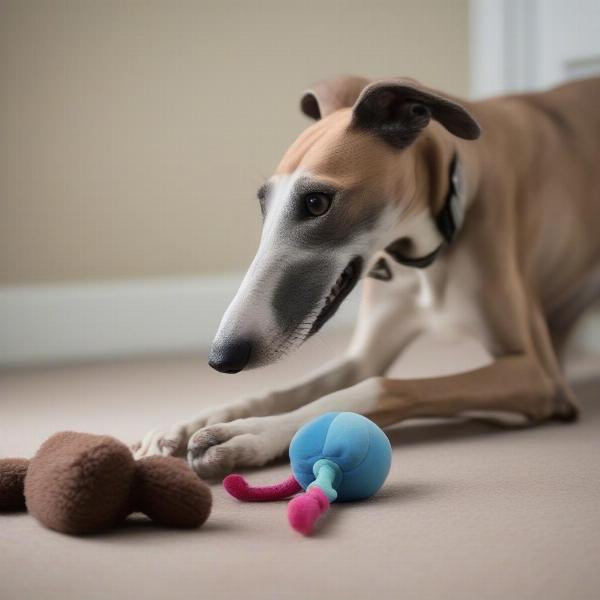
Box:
[300,76,371,120]
[352,79,481,149]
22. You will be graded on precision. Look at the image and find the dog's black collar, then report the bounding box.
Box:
[368,153,463,279]
[385,243,443,269]
[435,153,463,245]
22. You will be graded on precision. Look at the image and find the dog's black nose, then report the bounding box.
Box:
[208,340,252,373]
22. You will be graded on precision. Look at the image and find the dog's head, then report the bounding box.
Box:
[209,77,480,373]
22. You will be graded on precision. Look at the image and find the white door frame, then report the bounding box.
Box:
[470,0,600,99]
[469,0,538,98]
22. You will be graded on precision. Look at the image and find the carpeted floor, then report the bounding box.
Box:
[1,333,599,600]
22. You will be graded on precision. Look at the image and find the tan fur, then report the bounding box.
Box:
[136,77,600,478]
[276,110,425,229]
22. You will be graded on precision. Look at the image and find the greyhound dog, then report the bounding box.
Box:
[134,76,600,478]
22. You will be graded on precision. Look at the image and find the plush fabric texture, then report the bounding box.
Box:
[290,412,392,501]
[4,432,212,534]
[24,432,135,534]
[0,458,29,511]
[135,456,212,528]
[287,486,330,535]
[223,474,302,501]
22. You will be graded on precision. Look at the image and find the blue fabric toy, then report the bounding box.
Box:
[223,412,392,535]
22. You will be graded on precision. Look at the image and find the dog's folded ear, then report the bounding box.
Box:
[352,78,481,149]
[300,76,371,120]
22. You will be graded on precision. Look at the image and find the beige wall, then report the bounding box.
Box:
[0,0,469,285]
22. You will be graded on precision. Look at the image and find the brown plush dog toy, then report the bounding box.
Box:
[0,431,211,534]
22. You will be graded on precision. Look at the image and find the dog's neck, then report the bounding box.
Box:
[373,151,465,278]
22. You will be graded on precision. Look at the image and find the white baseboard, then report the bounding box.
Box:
[1,274,597,367]
[0,274,359,367]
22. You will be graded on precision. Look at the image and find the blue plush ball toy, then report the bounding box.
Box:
[224,412,392,535]
[289,412,392,502]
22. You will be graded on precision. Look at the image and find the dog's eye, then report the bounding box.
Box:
[304,193,332,217]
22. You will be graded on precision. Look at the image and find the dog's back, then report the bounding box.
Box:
[521,77,600,139]
[464,78,600,315]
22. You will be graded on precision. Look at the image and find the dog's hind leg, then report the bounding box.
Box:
[529,301,580,421]
[546,267,600,363]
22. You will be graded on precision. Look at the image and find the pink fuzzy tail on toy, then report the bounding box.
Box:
[287,487,330,535]
[223,474,302,502]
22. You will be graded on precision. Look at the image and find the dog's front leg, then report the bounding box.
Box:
[133,342,416,461]
[134,281,420,460]
[132,356,361,459]
[186,376,386,477]
[186,353,559,478]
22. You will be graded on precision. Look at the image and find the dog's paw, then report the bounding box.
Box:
[551,401,579,423]
[186,417,292,479]
[132,424,188,459]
